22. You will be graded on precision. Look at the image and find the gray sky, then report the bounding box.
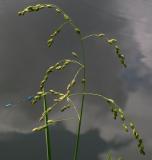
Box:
[0,0,152,159]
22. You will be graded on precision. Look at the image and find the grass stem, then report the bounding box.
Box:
[73,33,86,160]
[42,90,52,160]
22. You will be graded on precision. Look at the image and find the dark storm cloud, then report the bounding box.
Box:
[0,124,131,160]
[0,0,152,160]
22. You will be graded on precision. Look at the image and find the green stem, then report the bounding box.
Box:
[42,90,52,160]
[73,33,86,160]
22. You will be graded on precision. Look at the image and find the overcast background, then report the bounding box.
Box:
[0,0,152,159]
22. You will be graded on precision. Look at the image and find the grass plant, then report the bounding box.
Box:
[18,3,146,160]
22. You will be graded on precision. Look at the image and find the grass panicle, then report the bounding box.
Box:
[18,2,146,160]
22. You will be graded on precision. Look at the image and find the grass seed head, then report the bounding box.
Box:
[72,52,79,58]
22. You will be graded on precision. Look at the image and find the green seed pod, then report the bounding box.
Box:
[120,114,125,121]
[18,11,22,16]
[54,99,60,102]
[53,31,58,36]
[47,120,55,124]
[132,128,137,137]
[107,39,117,45]
[119,54,125,59]
[115,45,120,54]
[64,59,71,65]
[44,75,48,81]
[55,62,60,67]
[24,8,30,12]
[27,6,35,12]
[49,89,55,93]
[67,79,76,90]
[71,79,76,86]
[32,127,39,132]
[56,8,61,13]
[49,34,55,39]
[58,94,66,101]
[113,109,118,120]
[106,98,115,104]
[40,85,44,90]
[75,28,81,34]
[72,52,79,58]
[98,33,105,38]
[45,4,53,8]
[34,95,41,100]
[130,122,135,129]
[32,124,47,132]
[41,80,45,85]
[20,11,25,16]
[32,100,36,105]
[139,149,145,155]
[134,131,139,139]
[56,66,62,70]
[60,104,71,112]
[36,4,43,9]
[81,78,86,83]
[46,69,53,74]
[63,14,70,20]
[122,123,128,132]
[118,108,123,114]
[37,91,43,95]
[46,66,54,74]
[42,92,47,96]
[48,38,54,47]
[34,7,39,11]
[138,138,143,146]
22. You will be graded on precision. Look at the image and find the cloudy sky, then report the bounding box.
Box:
[0,0,152,159]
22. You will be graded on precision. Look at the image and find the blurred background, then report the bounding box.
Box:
[0,0,152,159]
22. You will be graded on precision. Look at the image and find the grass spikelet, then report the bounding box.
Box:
[49,89,64,96]
[74,28,81,34]
[81,78,86,84]
[82,33,127,68]
[63,14,70,21]
[18,4,53,16]
[47,22,67,48]
[97,33,105,38]
[40,59,73,90]
[32,120,56,132]
[55,8,62,13]
[72,52,79,58]
[107,39,117,45]
[60,104,71,112]
[53,91,70,102]
[122,123,128,132]
[67,79,76,90]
